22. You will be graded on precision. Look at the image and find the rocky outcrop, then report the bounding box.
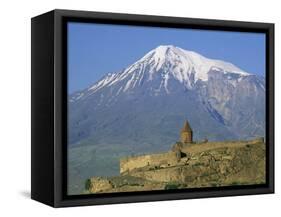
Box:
[86,139,265,194]
[86,177,113,193]
[130,142,265,187]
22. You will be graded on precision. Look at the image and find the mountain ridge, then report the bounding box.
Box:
[70,45,254,101]
[68,45,265,146]
[67,45,265,194]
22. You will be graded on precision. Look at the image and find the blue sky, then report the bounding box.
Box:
[68,22,266,93]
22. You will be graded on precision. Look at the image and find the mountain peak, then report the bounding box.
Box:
[151,45,185,61]
[155,44,176,49]
[137,45,248,83]
[85,45,251,96]
[154,44,178,52]
[150,45,198,58]
[140,44,179,61]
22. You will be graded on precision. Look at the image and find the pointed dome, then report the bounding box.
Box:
[181,120,192,133]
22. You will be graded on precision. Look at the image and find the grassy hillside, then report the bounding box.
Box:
[68,141,169,195]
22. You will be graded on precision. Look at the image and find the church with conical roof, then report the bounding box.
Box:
[180,120,193,144]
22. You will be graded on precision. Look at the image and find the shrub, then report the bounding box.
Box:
[230,181,241,186]
[85,179,92,190]
[210,183,218,187]
[164,183,180,190]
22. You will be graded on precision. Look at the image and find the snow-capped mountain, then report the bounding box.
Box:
[69,45,265,151]
[71,45,250,100]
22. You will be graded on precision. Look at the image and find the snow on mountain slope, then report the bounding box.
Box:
[74,45,251,99]
[138,45,248,81]
[68,45,265,146]
[67,45,265,196]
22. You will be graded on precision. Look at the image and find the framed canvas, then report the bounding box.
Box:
[31,9,274,207]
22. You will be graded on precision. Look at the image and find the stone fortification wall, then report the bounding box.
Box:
[120,138,264,174]
[120,151,178,174]
[130,141,265,184]
[180,137,264,155]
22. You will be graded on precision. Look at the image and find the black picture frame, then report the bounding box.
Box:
[31,9,274,207]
